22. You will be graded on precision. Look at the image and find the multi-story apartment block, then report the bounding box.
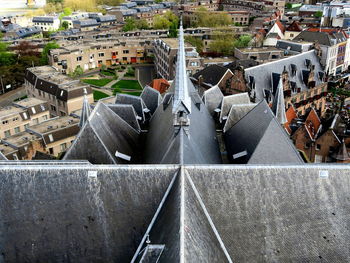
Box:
[27,116,80,157]
[49,40,152,74]
[294,30,350,75]
[153,38,203,80]
[32,16,60,32]
[25,66,93,117]
[0,98,50,140]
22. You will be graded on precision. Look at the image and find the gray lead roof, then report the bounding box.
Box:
[172,20,192,114]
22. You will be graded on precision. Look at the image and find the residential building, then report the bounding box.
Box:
[32,16,60,32]
[27,115,80,157]
[284,21,303,40]
[263,19,285,46]
[192,64,244,95]
[0,98,49,140]
[153,38,203,80]
[0,131,45,160]
[293,30,350,75]
[234,47,284,63]
[73,19,100,32]
[25,66,93,117]
[49,40,152,73]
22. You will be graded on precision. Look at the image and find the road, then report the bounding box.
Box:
[0,86,26,107]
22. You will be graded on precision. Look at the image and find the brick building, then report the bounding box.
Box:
[25,66,93,117]
[0,98,50,140]
[49,39,152,74]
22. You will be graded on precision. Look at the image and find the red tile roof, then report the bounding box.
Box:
[286,21,302,32]
[275,19,285,33]
[304,108,321,140]
[284,106,297,134]
[149,79,170,94]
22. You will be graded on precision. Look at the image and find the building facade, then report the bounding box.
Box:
[0,98,50,140]
[25,66,93,117]
[153,38,203,80]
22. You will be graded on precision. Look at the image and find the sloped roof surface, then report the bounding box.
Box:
[64,102,139,164]
[0,150,7,160]
[305,108,321,140]
[220,93,251,122]
[141,86,162,115]
[203,86,224,116]
[192,64,229,86]
[224,101,302,164]
[1,165,350,262]
[245,50,324,101]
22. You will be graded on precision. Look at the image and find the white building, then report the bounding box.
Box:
[32,16,60,32]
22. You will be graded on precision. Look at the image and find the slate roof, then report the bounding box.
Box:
[224,101,303,164]
[220,93,251,122]
[332,140,350,161]
[64,102,139,164]
[203,86,224,116]
[0,150,7,160]
[115,94,147,122]
[192,64,230,86]
[293,31,334,46]
[244,50,324,102]
[1,165,350,262]
[140,85,162,115]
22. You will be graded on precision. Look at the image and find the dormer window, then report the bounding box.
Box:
[290,64,297,77]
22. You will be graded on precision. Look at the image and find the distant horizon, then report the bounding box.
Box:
[0,0,46,16]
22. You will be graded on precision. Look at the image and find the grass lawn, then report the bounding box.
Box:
[100,70,116,77]
[112,80,142,95]
[81,78,112,87]
[93,90,110,101]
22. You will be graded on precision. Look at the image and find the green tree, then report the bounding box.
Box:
[314,11,323,18]
[209,33,235,55]
[184,36,203,53]
[234,35,252,48]
[153,15,170,29]
[285,3,292,9]
[123,18,137,32]
[40,42,60,65]
[61,21,69,30]
[135,19,149,30]
[155,0,163,3]
[194,8,231,27]
[71,65,84,77]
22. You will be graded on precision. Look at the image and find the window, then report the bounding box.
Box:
[23,112,28,119]
[24,124,29,129]
[122,57,128,61]
[43,115,48,121]
[60,111,66,116]
[40,104,45,111]
[14,127,20,134]
[49,148,54,155]
[2,120,8,125]
[304,142,310,149]
[316,144,321,151]
[48,134,54,142]
[77,56,82,61]
[98,52,105,57]
[4,130,11,138]
[60,143,67,151]
[33,118,39,124]
[329,146,335,153]
[31,107,36,114]
[123,50,129,54]
[51,105,56,111]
